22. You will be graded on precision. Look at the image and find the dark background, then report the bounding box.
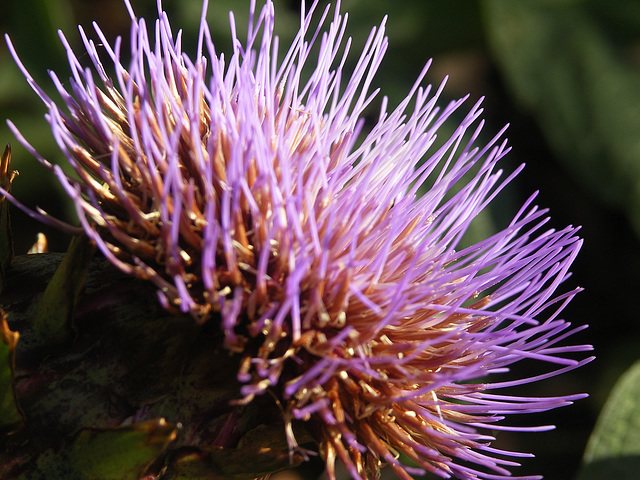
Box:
[1,1,639,479]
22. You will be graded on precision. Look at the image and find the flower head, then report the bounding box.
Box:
[4,0,592,478]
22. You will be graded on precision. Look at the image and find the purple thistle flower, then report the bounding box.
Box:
[3,0,593,479]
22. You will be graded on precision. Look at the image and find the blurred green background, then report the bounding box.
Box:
[1,0,640,479]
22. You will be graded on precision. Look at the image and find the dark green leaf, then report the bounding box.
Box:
[482,0,640,235]
[576,360,640,480]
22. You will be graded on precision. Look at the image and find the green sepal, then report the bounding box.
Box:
[164,445,302,480]
[576,360,640,480]
[33,234,95,344]
[0,144,17,294]
[68,418,178,480]
[0,252,298,480]
[22,418,178,480]
[0,312,22,432]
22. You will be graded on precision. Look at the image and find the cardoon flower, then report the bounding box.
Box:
[1,1,593,479]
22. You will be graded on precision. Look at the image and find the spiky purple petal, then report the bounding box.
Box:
[3,1,592,479]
